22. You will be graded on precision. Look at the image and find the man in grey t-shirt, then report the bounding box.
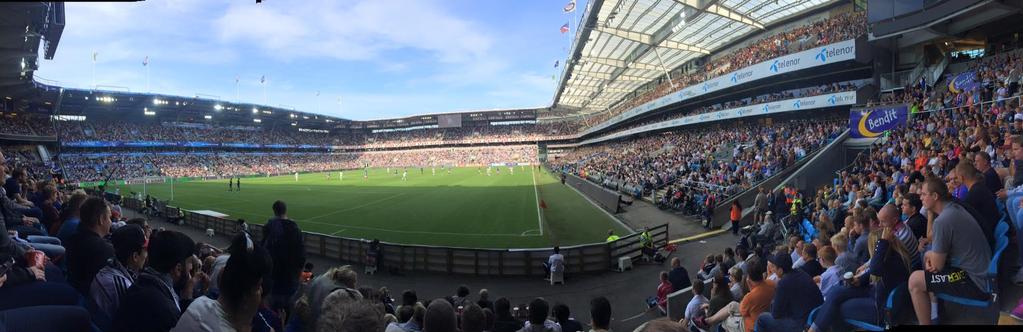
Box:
[908,178,992,325]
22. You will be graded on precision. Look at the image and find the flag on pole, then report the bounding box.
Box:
[563,0,576,13]
[235,75,239,84]
[554,60,559,68]
[92,51,98,63]
[539,199,548,209]
[315,91,320,97]
[260,75,266,84]
[560,23,570,33]
[142,56,149,66]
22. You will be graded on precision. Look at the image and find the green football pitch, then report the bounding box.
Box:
[113,167,628,248]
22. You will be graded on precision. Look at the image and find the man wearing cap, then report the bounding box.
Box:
[755,250,823,332]
[90,224,148,324]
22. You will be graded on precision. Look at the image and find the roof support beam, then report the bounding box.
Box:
[672,0,764,29]
[595,26,709,53]
[582,56,671,71]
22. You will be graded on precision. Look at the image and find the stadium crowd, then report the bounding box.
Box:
[582,11,867,128]
[554,116,844,219]
[0,114,55,137]
[53,120,579,149]
[60,145,538,182]
[0,145,624,331]
[656,49,1023,331]
[588,82,858,137]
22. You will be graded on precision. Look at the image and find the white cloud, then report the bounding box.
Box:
[214,0,494,64]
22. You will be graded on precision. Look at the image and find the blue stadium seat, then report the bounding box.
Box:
[801,218,817,243]
[804,283,905,331]
[995,221,1009,240]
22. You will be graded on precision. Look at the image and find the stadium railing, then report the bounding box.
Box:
[116,195,669,277]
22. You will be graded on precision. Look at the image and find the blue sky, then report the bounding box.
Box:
[35,0,586,120]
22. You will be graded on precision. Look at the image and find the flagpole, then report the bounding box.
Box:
[146,63,150,93]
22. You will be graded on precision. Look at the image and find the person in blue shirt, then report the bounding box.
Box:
[755,250,823,332]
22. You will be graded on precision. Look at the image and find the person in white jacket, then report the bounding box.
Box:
[174,233,271,332]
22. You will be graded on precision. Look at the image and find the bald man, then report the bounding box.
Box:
[878,204,920,269]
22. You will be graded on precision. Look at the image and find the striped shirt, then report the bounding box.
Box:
[90,260,137,320]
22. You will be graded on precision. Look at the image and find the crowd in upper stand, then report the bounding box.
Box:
[44,120,581,148]
[584,82,858,137]
[59,145,538,182]
[553,116,844,209]
[578,11,867,128]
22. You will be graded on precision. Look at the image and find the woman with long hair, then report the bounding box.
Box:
[807,224,912,332]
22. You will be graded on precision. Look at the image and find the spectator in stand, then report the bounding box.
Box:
[90,224,148,327]
[113,230,201,332]
[477,289,494,311]
[815,245,841,298]
[878,204,921,269]
[55,193,88,243]
[830,232,857,275]
[425,299,457,332]
[808,224,913,332]
[700,258,770,332]
[493,297,522,332]
[902,194,927,240]
[386,302,425,332]
[65,196,114,294]
[956,161,999,248]
[679,279,708,331]
[755,250,823,332]
[461,303,485,332]
[849,213,872,266]
[909,178,992,325]
[552,303,583,332]
[173,232,272,331]
[317,299,385,332]
[589,296,612,332]
[708,275,734,316]
[451,285,471,308]
[521,297,561,332]
[668,257,692,292]
[728,266,745,300]
[262,200,305,315]
[798,243,825,277]
[647,271,672,312]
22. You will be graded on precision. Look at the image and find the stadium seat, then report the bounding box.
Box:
[550,269,564,285]
[805,283,905,331]
[996,221,1009,240]
[801,218,817,243]
[617,256,633,272]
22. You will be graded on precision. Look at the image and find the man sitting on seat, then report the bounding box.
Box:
[543,246,565,279]
[908,178,992,325]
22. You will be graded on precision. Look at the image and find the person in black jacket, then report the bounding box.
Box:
[65,197,114,294]
[113,230,199,332]
[262,200,306,315]
[491,297,522,332]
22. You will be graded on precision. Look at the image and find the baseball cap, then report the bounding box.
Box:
[767,251,793,273]
[111,224,148,255]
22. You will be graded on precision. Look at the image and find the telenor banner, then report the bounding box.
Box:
[848,104,908,138]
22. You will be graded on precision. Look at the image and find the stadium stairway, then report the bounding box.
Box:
[119,206,738,331]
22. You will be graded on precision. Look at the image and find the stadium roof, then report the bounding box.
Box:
[554,0,835,116]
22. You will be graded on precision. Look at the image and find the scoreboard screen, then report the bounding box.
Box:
[438,114,462,128]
